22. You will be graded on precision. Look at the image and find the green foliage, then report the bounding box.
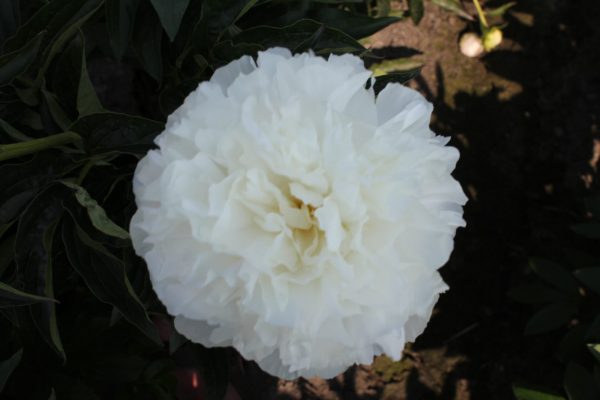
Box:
[513,385,566,400]
[512,195,600,399]
[0,0,420,398]
[0,349,22,392]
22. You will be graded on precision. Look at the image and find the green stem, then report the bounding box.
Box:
[472,0,489,28]
[0,131,81,162]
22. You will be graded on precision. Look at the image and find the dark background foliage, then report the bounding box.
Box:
[1,0,600,399]
[0,1,416,399]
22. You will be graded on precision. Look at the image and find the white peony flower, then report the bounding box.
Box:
[130,48,467,379]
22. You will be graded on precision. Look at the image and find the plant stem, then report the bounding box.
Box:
[472,0,489,28]
[0,132,82,162]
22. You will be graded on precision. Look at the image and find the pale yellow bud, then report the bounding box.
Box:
[483,27,503,51]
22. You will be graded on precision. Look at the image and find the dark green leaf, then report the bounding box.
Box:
[0,307,19,327]
[588,344,600,363]
[70,112,163,155]
[572,223,600,240]
[200,0,260,41]
[0,152,78,225]
[0,31,45,86]
[62,214,160,344]
[92,354,148,383]
[41,88,72,131]
[224,19,368,59]
[586,315,600,340]
[149,0,190,41]
[0,233,16,275]
[159,78,204,117]
[431,0,474,20]
[15,184,68,358]
[564,362,599,400]
[5,0,103,83]
[0,0,20,48]
[106,0,140,60]
[197,347,230,400]
[311,0,363,3]
[524,303,574,335]
[62,181,130,240]
[141,358,175,381]
[584,196,600,219]
[0,118,33,142]
[373,68,422,94]
[512,385,566,400]
[530,258,579,295]
[574,268,600,295]
[409,0,424,25]
[132,4,163,82]
[51,31,102,119]
[486,1,517,17]
[312,8,400,39]
[0,280,56,308]
[507,283,565,304]
[0,348,22,392]
[4,0,102,52]
[557,324,588,362]
[75,36,102,116]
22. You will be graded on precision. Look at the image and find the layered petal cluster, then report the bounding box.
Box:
[130,48,467,379]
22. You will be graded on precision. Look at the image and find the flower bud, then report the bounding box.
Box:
[459,32,484,58]
[483,27,503,51]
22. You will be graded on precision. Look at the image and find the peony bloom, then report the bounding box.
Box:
[130,48,467,379]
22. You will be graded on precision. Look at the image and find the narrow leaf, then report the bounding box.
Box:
[373,68,422,94]
[431,0,474,20]
[149,0,190,41]
[486,1,517,17]
[507,283,564,305]
[41,88,72,131]
[529,258,579,295]
[588,344,600,363]
[524,303,574,335]
[5,0,103,85]
[0,0,20,47]
[223,19,368,59]
[0,349,23,392]
[15,184,68,358]
[62,181,130,240]
[0,233,15,275]
[574,267,600,295]
[62,214,160,344]
[0,152,76,225]
[313,8,400,39]
[409,0,424,25]
[572,223,600,240]
[70,112,163,155]
[0,281,56,308]
[564,363,599,400]
[0,31,45,86]
[512,385,565,400]
[75,34,103,116]
[0,118,33,142]
[106,0,140,60]
[132,4,163,82]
